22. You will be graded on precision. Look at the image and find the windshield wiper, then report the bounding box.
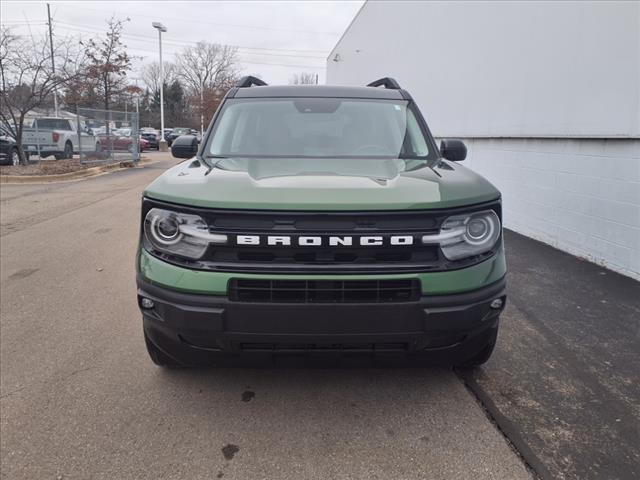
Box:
[398,155,441,177]
[201,155,228,174]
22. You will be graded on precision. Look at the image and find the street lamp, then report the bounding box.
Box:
[152,21,168,151]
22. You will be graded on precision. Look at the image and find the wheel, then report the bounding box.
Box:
[10,148,19,166]
[455,327,498,368]
[144,331,183,368]
[63,141,73,159]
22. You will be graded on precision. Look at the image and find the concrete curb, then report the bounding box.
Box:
[0,157,155,184]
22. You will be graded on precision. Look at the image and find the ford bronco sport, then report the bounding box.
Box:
[136,76,506,368]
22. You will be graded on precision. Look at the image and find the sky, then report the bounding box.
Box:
[0,0,364,86]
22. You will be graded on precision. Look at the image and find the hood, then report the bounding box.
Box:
[144,157,500,210]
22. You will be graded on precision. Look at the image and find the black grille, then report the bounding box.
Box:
[206,210,442,270]
[211,245,438,266]
[229,279,420,303]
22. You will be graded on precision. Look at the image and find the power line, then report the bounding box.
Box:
[124,45,325,69]
[3,18,327,69]
[53,20,329,55]
[2,21,48,25]
[52,21,330,60]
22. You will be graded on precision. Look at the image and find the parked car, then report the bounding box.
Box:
[163,128,173,144]
[22,117,100,160]
[165,127,192,146]
[97,128,149,152]
[91,126,107,136]
[0,126,20,165]
[137,76,506,368]
[140,129,160,150]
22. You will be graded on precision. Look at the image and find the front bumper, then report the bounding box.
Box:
[137,274,506,366]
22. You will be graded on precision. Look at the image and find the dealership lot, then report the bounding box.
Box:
[1,153,638,479]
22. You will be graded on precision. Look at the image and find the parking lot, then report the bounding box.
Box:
[1,152,638,480]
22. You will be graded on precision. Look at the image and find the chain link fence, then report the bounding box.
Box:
[77,108,140,164]
[18,108,140,165]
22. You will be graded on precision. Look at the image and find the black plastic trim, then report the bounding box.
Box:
[235,75,267,88]
[367,77,401,89]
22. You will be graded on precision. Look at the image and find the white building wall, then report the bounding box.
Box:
[328,1,640,279]
[460,138,640,279]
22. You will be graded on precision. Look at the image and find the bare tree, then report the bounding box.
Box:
[140,61,177,95]
[82,17,132,113]
[176,41,238,134]
[0,28,85,164]
[290,72,317,85]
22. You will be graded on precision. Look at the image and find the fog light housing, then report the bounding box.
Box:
[490,298,503,310]
[141,297,155,309]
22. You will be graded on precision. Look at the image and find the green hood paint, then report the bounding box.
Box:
[144,157,500,211]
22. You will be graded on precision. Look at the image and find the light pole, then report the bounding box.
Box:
[152,22,168,151]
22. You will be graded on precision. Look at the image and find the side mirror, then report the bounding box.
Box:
[171,135,199,159]
[440,139,467,161]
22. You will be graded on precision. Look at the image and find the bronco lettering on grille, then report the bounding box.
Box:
[235,235,414,247]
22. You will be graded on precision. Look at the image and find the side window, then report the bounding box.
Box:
[59,120,72,130]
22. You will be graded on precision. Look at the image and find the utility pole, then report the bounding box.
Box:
[47,3,58,116]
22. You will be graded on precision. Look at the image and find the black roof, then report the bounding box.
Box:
[232,85,405,100]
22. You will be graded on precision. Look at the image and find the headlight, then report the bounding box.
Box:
[422,210,500,261]
[144,208,227,259]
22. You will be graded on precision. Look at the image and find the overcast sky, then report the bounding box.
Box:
[1,0,364,85]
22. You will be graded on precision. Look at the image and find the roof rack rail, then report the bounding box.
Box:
[366,77,401,90]
[235,76,267,88]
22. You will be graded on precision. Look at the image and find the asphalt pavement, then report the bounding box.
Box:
[459,230,640,480]
[0,153,531,480]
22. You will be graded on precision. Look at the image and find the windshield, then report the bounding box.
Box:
[206,98,434,159]
[173,128,190,135]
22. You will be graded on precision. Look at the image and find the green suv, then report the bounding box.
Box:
[136,76,506,368]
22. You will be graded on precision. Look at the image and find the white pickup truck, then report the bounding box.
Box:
[22,118,101,160]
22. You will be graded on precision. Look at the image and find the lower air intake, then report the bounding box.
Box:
[229,278,420,303]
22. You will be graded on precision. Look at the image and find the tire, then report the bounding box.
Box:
[10,148,19,166]
[63,141,73,159]
[455,326,498,368]
[144,331,183,368]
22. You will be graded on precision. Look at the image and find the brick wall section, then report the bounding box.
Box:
[457,138,640,279]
